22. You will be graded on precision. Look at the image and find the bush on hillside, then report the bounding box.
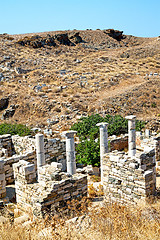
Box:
[0,123,32,136]
[71,114,146,166]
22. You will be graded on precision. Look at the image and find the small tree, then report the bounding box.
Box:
[71,114,146,166]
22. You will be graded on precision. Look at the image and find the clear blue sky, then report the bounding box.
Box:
[0,0,160,37]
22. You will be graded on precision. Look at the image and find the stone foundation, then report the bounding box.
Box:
[13,160,87,217]
[102,148,156,204]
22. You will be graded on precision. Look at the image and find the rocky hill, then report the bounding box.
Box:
[0,29,160,134]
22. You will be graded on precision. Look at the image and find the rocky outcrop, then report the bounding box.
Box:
[1,105,15,120]
[103,29,124,41]
[0,97,9,111]
[68,31,83,44]
[17,32,83,48]
[54,33,72,45]
[17,35,56,48]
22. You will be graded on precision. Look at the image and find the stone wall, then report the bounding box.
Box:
[0,134,15,157]
[44,138,66,171]
[109,134,128,152]
[0,135,66,185]
[136,133,160,169]
[12,135,36,154]
[12,135,66,170]
[2,151,36,184]
[13,160,87,217]
[102,148,156,204]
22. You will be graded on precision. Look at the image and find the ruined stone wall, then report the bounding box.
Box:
[3,151,36,184]
[13,160,87,217]
[102,149,156,204]
[12,135,66,170]
[0,134,15,157]
[0,134,66,184]
[12,135,36,154]
[155,137,160,167]
[136,134,160,168]
[109,135,128,152]
[44,138,66,171]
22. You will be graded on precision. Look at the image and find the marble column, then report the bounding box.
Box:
[125,115,136,158]
[36,134,45,168]
[96,122,109,183]
[145,129,150,138]
[0,159,6,199]
[64,130,77,175]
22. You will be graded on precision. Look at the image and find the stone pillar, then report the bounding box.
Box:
[96,122,109,183]
[154,139,160,168]
[0,159,6,199]
[36,134,45,168]
[145,129,150,138]
[125,115,136,158]
[64,131,77,175]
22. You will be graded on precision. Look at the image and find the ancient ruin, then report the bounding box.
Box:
[0,115,160,216]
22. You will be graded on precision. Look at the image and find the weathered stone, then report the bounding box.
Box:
[63,131,77,175]
[0,97,9,110]
[96,122,109,183]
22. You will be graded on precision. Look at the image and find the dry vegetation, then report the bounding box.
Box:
[0,199,160,240]
[0,30,159,133]
[0,30,160,239]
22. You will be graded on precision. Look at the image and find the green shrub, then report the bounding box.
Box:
[71,114,146,166]
[76,136,100,167]
[0,123,32,136]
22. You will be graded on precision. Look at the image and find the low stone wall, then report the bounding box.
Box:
[12,135,36,154]
[44,138,66,171]
[0,134,15,157]
[109,135,128,152]
[13,160,87,217]
[12,135,66,170]
[0,134,66,185]
[154,137,160,167]
[102,148,156,204]
[3,151,36,184]
[136,133,160,169]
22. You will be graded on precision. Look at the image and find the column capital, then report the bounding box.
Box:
[63,130,77,138]
[96,122,109,128]
[36,133,44,138]
[125,115,136,121]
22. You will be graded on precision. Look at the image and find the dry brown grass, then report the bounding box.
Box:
[0,199,160,240]
[0,30,160,129]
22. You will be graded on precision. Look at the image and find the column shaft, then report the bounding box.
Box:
[125,115,136,158]
[36,134,45,182]
[96,122,109,184]
[64,131,77,175]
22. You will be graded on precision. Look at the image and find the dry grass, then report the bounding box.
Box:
[0,30,160,129]
[0,199,160,240]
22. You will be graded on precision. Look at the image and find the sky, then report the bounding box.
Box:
[0,0,160,37]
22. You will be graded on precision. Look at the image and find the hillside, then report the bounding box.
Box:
[0,29,160,133]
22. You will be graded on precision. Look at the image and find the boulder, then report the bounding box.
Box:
[1,105,15,120]
[103,29,124,41]
[68,32,82,44]
[54,33,72,45]
[0,97,9,111]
